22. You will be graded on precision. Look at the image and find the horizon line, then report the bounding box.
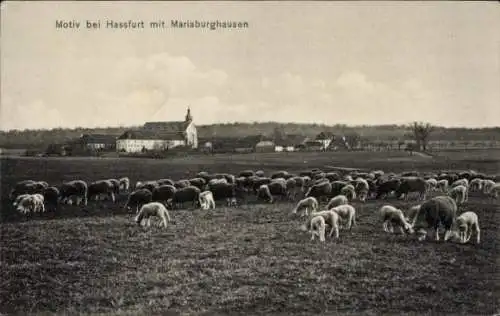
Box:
[1,121,500,133]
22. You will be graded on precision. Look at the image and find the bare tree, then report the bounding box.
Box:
[409,122,434,151]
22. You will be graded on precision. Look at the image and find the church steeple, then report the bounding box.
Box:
[185,107,193,123]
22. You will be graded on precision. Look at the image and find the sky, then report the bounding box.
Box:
[1,1,499,131]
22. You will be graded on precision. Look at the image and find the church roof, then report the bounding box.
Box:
[118,129,185,141]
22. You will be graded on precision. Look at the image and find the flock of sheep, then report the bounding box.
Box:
[8,167,500,245]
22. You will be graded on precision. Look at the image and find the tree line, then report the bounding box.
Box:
[0,122,499,150]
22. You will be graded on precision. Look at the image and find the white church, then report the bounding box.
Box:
[116,108,198,153]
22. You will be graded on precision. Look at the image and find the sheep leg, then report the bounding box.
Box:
[475,225,480,244]
[162,216,168,229]
[435,227,440,241]
[465,227,472,243]
[444,229,452,242]
[399,226,405,235]
[319,226,325,242]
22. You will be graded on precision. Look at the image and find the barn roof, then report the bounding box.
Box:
[275,135,308,146]
[80,134,118,144]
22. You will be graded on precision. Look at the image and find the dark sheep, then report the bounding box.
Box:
[124,188,153,213]
[412,196,457,242]
[152,185,177,205]
[170,186,201,209]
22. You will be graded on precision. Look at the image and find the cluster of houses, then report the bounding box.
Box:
[49,108,500,156]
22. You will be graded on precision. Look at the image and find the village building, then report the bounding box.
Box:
[116,108,198,153]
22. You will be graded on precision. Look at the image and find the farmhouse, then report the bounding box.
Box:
[79,134,117,151]
[274,135,308,152]
[117,108,198,153]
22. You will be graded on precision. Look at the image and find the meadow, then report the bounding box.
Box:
[1,150,499,315]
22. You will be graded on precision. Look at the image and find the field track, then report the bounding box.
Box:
[1,150,499,315]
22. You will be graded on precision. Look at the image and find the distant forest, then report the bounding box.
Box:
[0,122,499,149]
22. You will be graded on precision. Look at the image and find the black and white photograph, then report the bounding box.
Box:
[1,1,499,315]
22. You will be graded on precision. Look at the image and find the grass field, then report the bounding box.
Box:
[1,150,499,315]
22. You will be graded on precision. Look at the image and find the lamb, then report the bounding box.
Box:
[330,204,356,230]
[199,191,216,210]
[16,194,45,215]
[325,195,348,209]
[135,202,172,229]
[378,205,414,235]
[303,210,340,239]
[448,184,468,205]
[309,215,327,242]
[292,197,319,217]
[454,211,480,244]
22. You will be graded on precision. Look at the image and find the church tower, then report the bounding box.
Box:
[185,107,193,123]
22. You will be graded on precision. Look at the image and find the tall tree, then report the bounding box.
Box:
[409,122,434,151]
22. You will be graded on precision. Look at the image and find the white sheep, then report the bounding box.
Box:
[454,211,480,244]
[448,184,468,205]
[488,183,500,199]
[16,194,45,215]
[426,178,438,191]
[303,210,340,239]
[12,194,30,207]
[406,204,421,223]
[469,178,484,192]
[451,178,469,189]
[119,177,130,193]
[292,197,319,217]
[482,180,496,194]
[309,215,326,242]
[330,204,356,230]
[199,191,216,210]
[437,179,449,192]
[379,205,414,235]
[135,202,172,229]
[340,184,357,201]
[326,195,348,209]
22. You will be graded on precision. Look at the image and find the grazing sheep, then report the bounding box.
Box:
[379,205,414,235]
[483,180,497,195]
[152,185,177,205]
[119,177,130,193]
[135,202,171,229]
[199,191,216,210]
[437,179,449,193]
[396,177,428,201]
[309,215,326,242]
[87,180,116,203]
[376,179,401,199]
[12,194,30,207]
[451,178,469,189]
[170,186,201,209]
[305,181,332,203]
[448,184,468,205]
[292,197,319,217]
[43,186,60,212]
[469,178,484,192]
[303,210,340,239]
[340,184,357,202]
[257,184,274,203]
[406,204,421,223]
[426,178,438,191]
[411,196,457,242]
[16,194,45,215]
[124,188,153,213]
[488,183,500,199]
[330,204,356,230]
[454,211,480,244]
[326,195,348,209]
[59,180,88,206]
